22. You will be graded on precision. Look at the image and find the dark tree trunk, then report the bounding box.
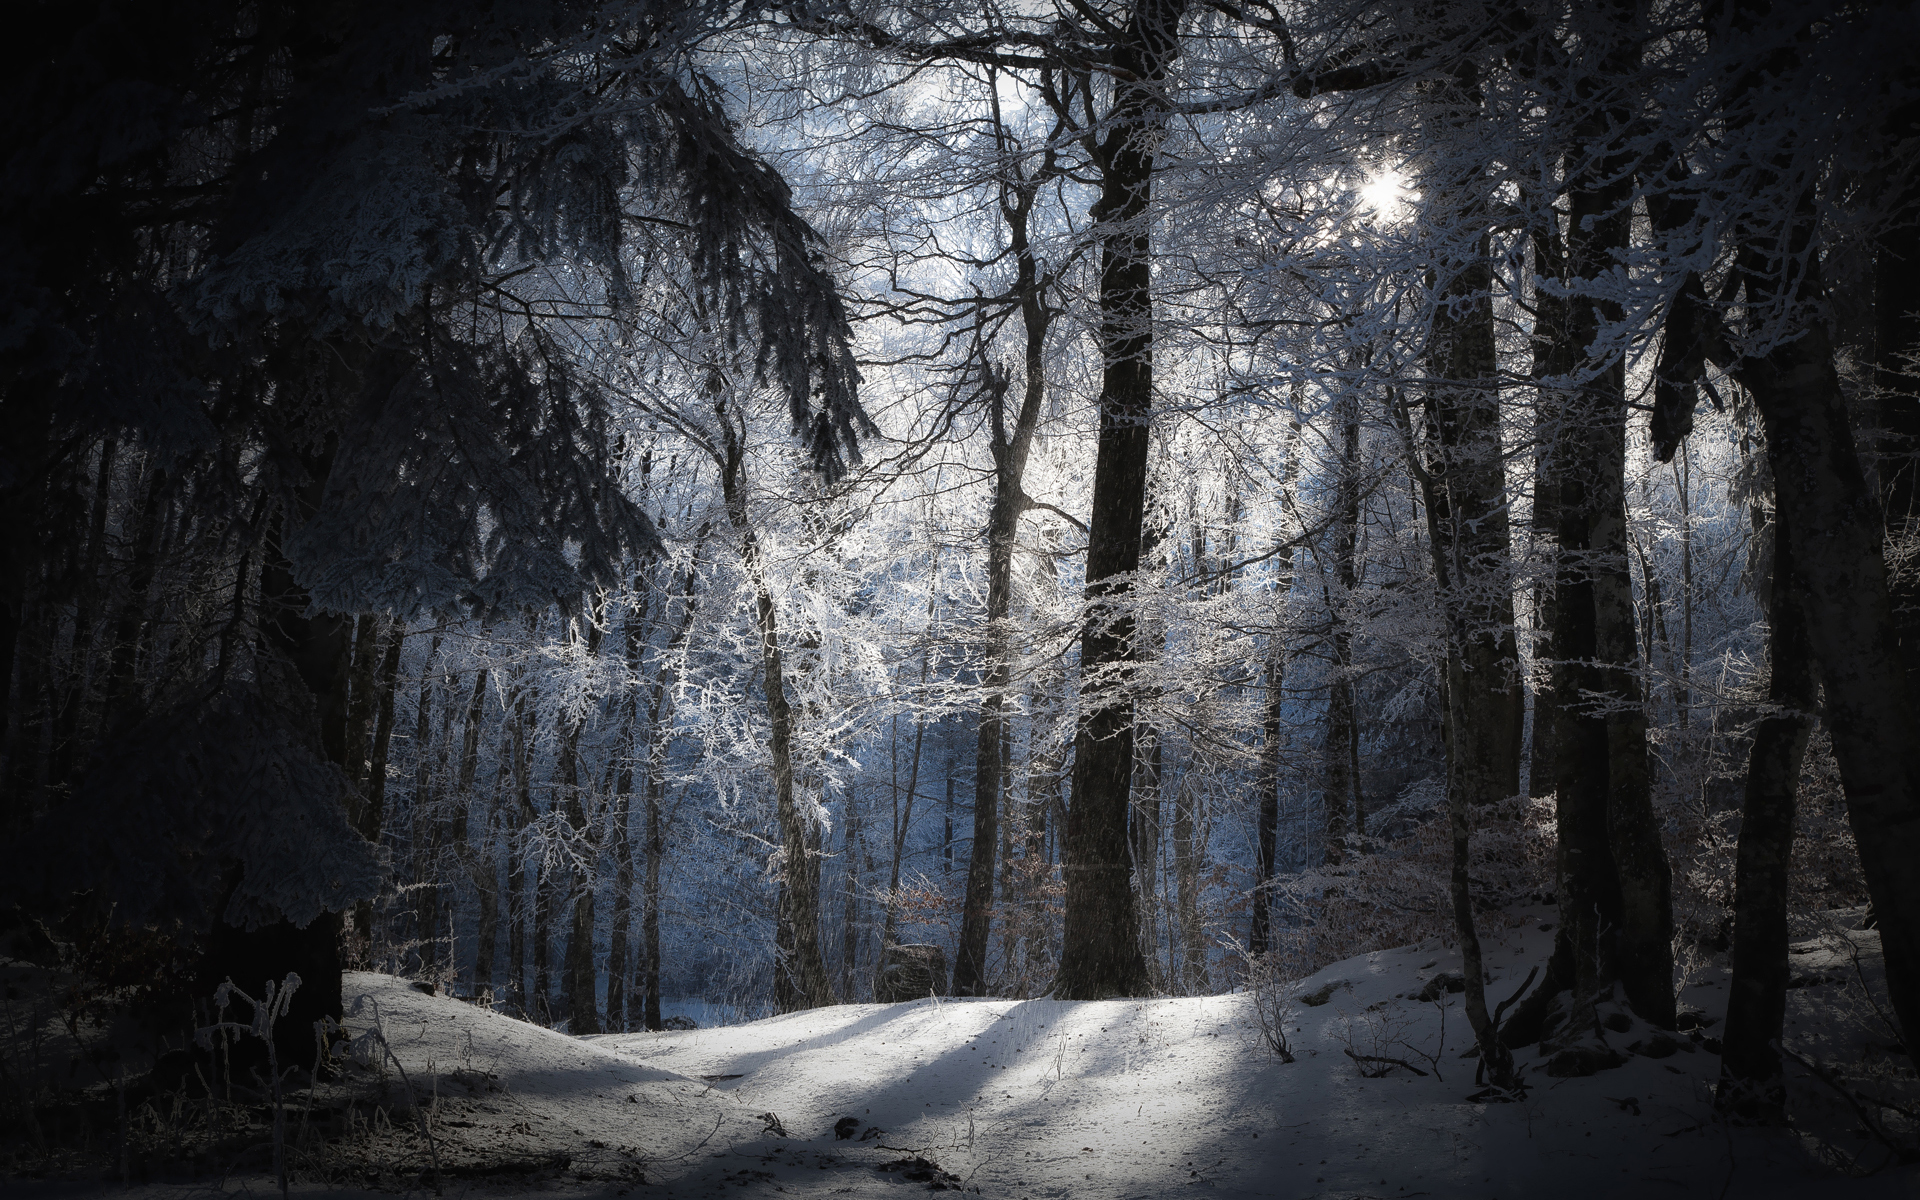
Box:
[1324,390,1366,855]
[1398,60,1526,1088]
[48,438,116,793]
[412,636,445,976]
[352,620,403,947]
[841,780,864,999]
[560,601,607,1033]
[1735,226,1920,1053]
[1056,0,1189,1002]
[534,865,553,1023]
[342,614,381,797]
[1546,12,1675,1027]
[879,685,928,956]
[217,468,358,1066]
[1681,0,1920,1051]
[1251,426,1301,958]
[99,464,169,733]
[507,674,535,1015]
[1717,510,1815,1118]
[1249,649,1285,958]
[451,668,496,992]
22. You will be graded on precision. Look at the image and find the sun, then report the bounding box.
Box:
[1357,169,1415,223]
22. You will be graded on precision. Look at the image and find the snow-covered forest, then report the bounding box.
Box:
[4,0,1920,1186]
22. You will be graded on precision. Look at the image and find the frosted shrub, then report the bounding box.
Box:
[1242,951,1297,1063]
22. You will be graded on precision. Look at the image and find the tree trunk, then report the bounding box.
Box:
[841,780,865,1000]
[955,131,1059,995]
[352,620,403,948]
[223,461,358,1066]
[451,668,495,993]
[1324,389,1365,855]
[1717,506,1815,1118]
[1025,659,1067,978]
[507,673,536,1015]
[48,438,116,794]
[1251,425,1301,958]
[1403,61,1527,1085]
[561,603,606,1034]
[1132,725,1165,989]
[1540,11,1674,1027]
[1251,651,1285,959]
[1735,224,1920,1053]
[412,636,446,977]
[608,594,646,1032]
[879,692,928,957]
[1056,0,1189,1001]
[1171,768,1207,993]
[720,422,834,1011]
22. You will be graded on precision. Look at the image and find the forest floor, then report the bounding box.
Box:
[8,904,1920,1198]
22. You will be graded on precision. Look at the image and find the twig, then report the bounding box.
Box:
[1344,1048,1428,1077]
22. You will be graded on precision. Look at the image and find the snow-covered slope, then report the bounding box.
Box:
[596,910,1914,1198]
[14,911,1918,1199]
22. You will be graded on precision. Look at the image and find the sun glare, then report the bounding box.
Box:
[1358,169,1415,223]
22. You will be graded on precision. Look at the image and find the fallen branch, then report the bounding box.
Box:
[1344,1048,1428,1077]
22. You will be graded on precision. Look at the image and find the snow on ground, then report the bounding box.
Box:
[14,907,1920,1199]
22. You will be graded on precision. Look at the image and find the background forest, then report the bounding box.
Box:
[4,0,1919,1129]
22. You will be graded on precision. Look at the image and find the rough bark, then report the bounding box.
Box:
[1674,0,1920,1051]
[607,604,641,1032]
[634,535,704,1029]
[1056,0,1189,1002]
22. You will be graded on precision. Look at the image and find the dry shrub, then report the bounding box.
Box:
[1263,782,1556,982]
[994,840,1064,998]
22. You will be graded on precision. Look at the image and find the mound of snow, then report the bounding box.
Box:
[14,913,1918,1199]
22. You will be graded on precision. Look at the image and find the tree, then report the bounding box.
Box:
[1,0,865,1032]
